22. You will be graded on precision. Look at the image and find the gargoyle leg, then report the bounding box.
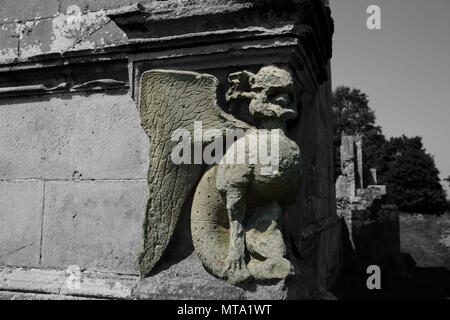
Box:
[222,190,252,284]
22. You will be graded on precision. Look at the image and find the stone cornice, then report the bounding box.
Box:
[0,1,333,99]
[109,0,333,78]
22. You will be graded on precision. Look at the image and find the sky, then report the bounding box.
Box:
[330,0,450,198]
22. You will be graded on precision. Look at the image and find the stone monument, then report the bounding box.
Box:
[107,0,339,299]
[336,135,399,268]
[138,66,300,285]
[0,0,339,300]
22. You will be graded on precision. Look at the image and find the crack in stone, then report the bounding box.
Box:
[0,243,35,259]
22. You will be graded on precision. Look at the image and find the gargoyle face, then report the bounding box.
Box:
[227,66,297,122]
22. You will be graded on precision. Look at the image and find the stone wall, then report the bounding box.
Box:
[0,0,149,63]
[291,65,341,291]
[0,92,149,275]
[0,1,154,277]
[335,135,399,270]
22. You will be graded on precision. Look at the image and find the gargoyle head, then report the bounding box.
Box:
[226,66,297,123]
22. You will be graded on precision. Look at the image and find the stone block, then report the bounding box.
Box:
[312,171,331,199]
[0,23,19,64]
[0,0,59,23]
[0,180,43,268]
[0,291,92,300]
[19,11,111,57]
[59,0,137,14]
[316,220,341,288]
[313,196,330,220]
[40,181,147,274]
[132,252,297,300]
[340,135,355,164]
[19,18,54,58]
[59,270,137,299]
[16,6,119,58]
[0,93,149,180]
[0,267,64,294]
[68,20,128,51]
[0,266,137,299]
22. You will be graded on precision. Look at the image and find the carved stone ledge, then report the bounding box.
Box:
[0,56,129,99]
[0,1,332,100]
[108,0,333,95]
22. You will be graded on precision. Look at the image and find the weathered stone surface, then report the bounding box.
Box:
[59,270,137,299]
[60,0,137,14]
[191,166,230,279]
[1,260,296,299]
[246,213,287,260]
[138,69,250,278]
[19,18,55,58]
[0,3,129,59]
[41,181,146,274]
[0,266,137,299]
[336,135,386,204]
[0,93,149,180]
[243,279,289,300]
[133,253,245,300]
[69,20,128,51]
[305,196,330,222]
[400,213,450,269]
[245,202,294,281]
[0,23,19,64]
[215,67,300,284]
[136,195,294,300]
[0,0,59,23]
[336,135,356,200]
[247,258,293,283]
[336,134,395,270]
[0,267,64,294]
[19,8,111,56]
[141,67,298,285]
[0,181,43,268]
[0,291,93,300]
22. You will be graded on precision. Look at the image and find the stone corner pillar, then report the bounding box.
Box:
[108,0,339,300]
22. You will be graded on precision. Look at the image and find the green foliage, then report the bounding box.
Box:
[332,86,447,215]
[332,86,381,136]
[377,136,448,215]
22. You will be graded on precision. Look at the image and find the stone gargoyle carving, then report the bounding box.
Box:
[138,66,301,285]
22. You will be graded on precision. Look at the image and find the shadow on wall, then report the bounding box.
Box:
[337,218,450,300]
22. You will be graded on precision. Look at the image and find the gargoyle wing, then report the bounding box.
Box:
[138,69,249,277]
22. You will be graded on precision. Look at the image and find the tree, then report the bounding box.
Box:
[332,86,381,137]
[378,136,448,215]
